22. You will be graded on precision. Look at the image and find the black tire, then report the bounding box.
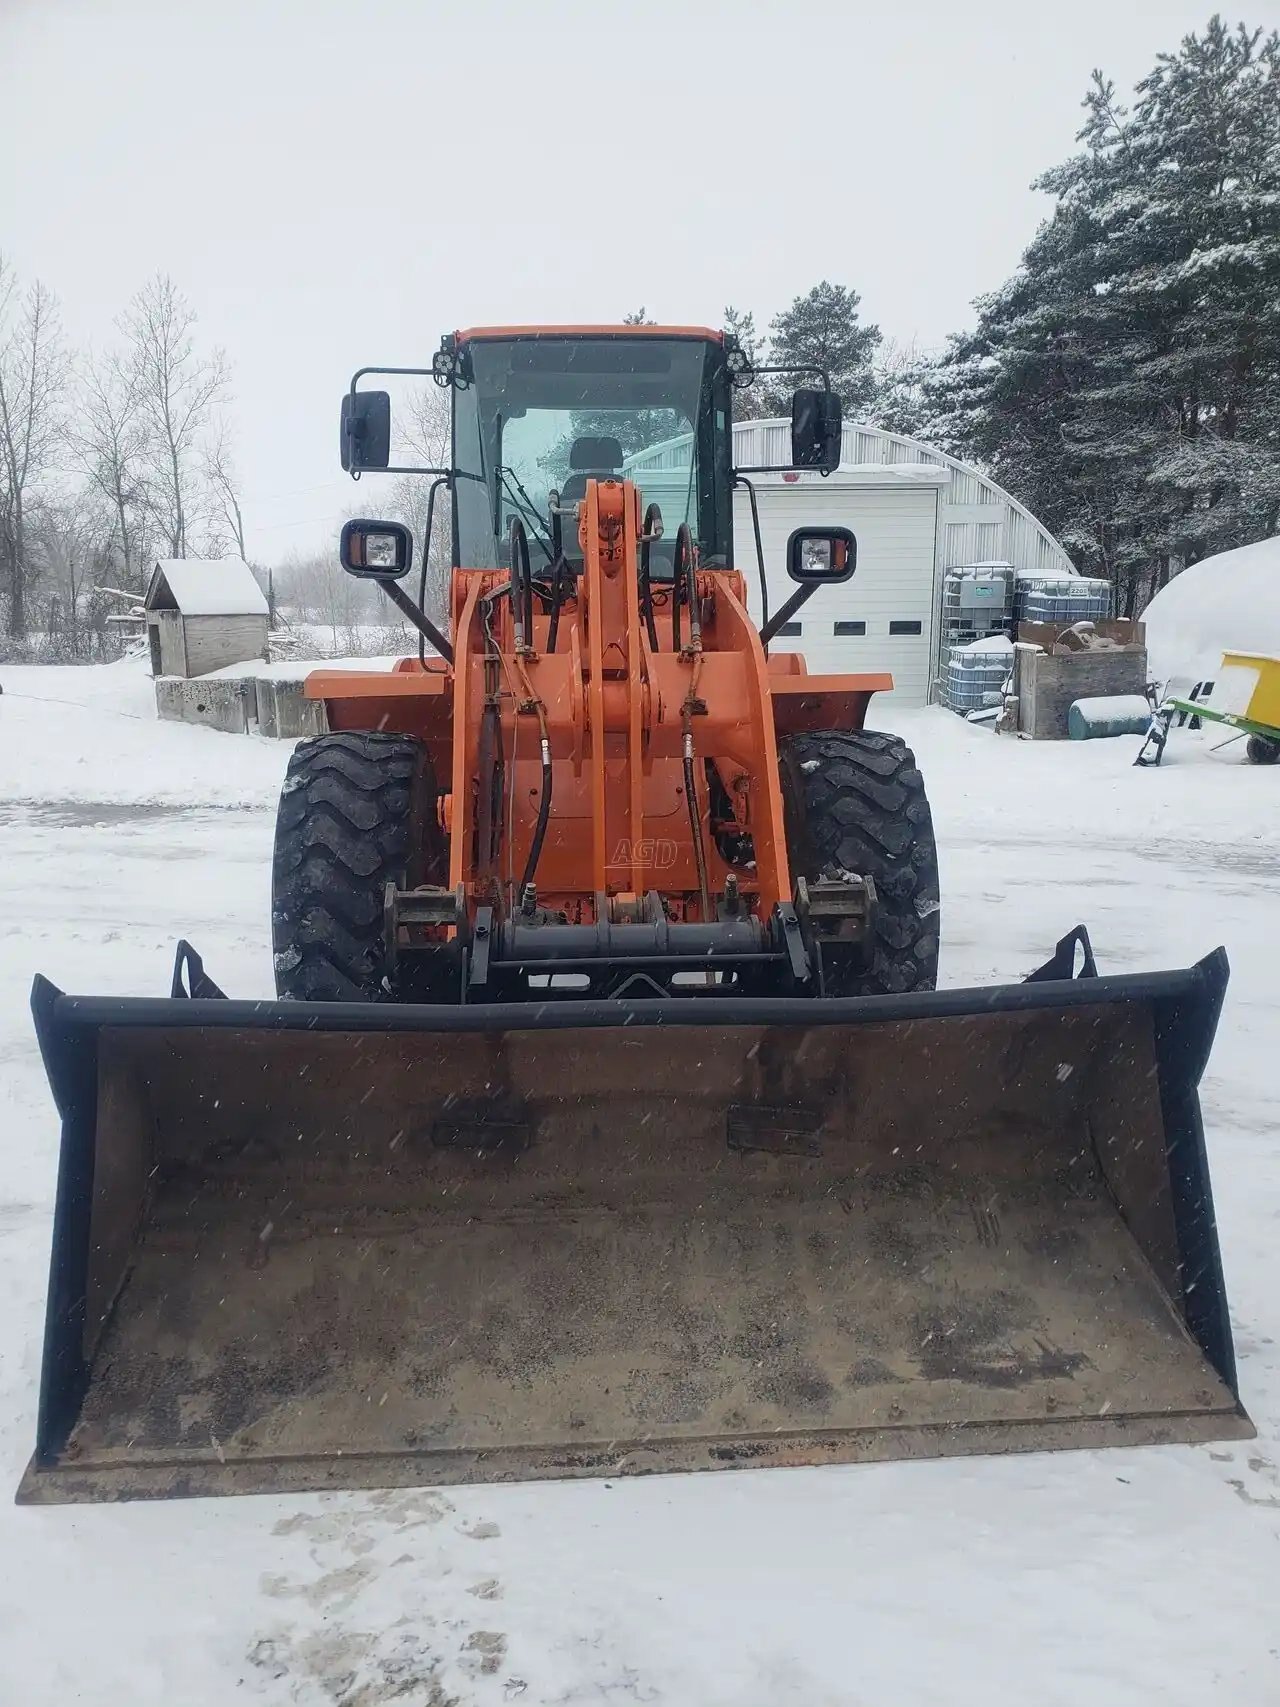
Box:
[272,732,441,1000]
[779,729,940,996]
[1245,734,1279,766]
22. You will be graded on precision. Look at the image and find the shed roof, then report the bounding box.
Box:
[145,558,268,618]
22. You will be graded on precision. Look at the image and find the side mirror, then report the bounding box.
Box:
[340,519,413,580]
[786,526,857,584]
[340,390,391,472]
[790,389,843,473]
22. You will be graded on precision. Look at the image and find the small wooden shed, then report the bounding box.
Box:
[145,558,269,678]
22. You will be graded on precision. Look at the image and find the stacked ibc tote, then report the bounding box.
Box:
[941,564,1015,712]
[939,564,1113,715]
[1016,572,1111,626]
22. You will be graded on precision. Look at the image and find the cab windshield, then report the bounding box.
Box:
[452,334,733,572]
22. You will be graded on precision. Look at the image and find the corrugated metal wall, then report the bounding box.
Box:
[727,421,1074,577]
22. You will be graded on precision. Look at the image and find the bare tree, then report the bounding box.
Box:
[375,383,453,620]
[0,256,69,637]
[203,420,247,559]
[0,263,256,651]
[75,345,150,592]
[30,490,114,658]
[404,382,451,467]
[124,274,227,558]
[275,544,385,652]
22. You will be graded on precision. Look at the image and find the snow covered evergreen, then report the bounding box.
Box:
[922,18,1280,614]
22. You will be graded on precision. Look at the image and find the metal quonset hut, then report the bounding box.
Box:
[627,419,1073,708]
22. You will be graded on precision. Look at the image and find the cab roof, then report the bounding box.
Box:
[455,325,723,344]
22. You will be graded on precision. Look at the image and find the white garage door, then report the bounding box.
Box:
[732,481,940,708]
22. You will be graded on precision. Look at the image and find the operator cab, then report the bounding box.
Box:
[449,330,734,578]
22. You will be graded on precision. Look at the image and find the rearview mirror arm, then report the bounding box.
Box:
[732,363,834,475]
[759,581,819,648]
[376,577,454,667]
[344,365,455,479]
[350,462,454,481]
[743,363,831,389]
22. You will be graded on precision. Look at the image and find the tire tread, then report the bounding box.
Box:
[779,729,941,996]
[271,732,434,1000]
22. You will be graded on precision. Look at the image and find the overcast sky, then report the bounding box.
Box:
[3,0,1271,564]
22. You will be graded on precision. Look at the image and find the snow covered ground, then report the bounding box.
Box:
[1,658,1278,1706]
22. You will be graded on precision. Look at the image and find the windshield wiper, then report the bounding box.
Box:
[498,466,554,564]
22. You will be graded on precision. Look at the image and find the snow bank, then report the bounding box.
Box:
[0,657,287,808]
[1142,534,1280,685]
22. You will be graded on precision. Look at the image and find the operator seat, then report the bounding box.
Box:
[559,436,625,505]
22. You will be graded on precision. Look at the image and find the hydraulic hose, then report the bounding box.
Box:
[546,555,567,654]
[671,523,698,654]
[681,656,712,928]
[639,503,662,651]
[546,490,565,654]
[682,737,711,924]
[508,517,533,652]
[518,699,553,898]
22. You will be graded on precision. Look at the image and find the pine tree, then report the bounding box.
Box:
[874,339,935,437]
[722,305,772,421]
[1126,20,1280,567]
[722,305,760,365]
[925,18,1280,615]
[764,281,881,417]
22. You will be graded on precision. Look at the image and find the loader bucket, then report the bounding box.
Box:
[20,934,1252,1504]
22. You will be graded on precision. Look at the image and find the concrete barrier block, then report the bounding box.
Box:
[154,676,252,734]
[267,678,328,738]
[255,677,279,738]
[154,678,186,722]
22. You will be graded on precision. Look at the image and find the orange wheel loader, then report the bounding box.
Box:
[21,327,1251,1503]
